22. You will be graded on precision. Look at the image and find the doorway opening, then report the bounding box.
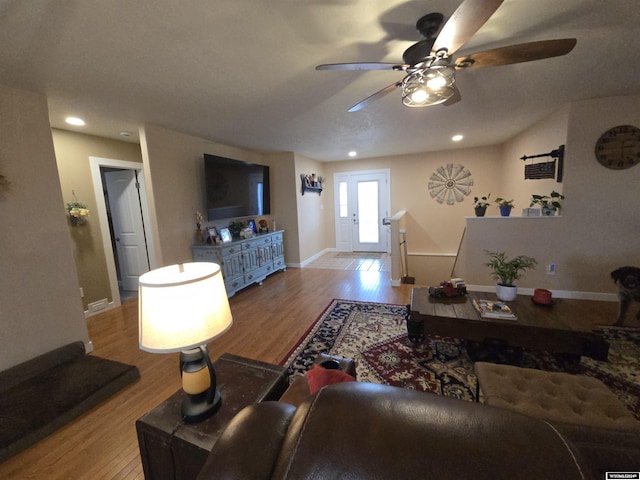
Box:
[333,169,390,253]
[90,157,156,308]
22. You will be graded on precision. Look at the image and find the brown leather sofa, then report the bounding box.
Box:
[197,381,640,479]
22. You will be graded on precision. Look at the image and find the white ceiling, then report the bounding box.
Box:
[1,0,639,161]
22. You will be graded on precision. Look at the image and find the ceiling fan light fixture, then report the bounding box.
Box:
[426,75,447,90]
[401,74,426,107]
[319,4,578,113]
[410,88,429,104]
[401,67,455,107]
[425,64,455,90]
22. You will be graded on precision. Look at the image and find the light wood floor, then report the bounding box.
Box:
[0,267,624,479]
[0,268,414,479]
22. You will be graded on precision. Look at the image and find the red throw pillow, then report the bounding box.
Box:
[306,364,356,394]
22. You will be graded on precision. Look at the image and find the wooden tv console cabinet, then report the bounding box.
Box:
[192,230,285,297]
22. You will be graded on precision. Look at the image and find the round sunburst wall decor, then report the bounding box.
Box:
[428,163,473,205]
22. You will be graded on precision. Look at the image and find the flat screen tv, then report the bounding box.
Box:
[204,154,270,221]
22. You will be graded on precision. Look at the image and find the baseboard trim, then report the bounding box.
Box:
[467,285,617,302]
[299,248,336,268]
[84,300,119,318]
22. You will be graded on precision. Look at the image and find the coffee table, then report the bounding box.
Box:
[407,288,609,361]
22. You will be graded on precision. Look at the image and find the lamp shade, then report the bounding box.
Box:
[138,262,232,353]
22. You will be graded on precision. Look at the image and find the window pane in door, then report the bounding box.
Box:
[357,181,379,243]
[339,182,348,218]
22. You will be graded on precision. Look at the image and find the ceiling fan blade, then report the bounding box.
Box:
[442,86,461,106]
[433,0,504,55]
[348,82,402,112]
[454,38,577,69]
[316,62,407,71]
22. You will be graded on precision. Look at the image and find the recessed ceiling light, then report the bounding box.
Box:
[65,117,85,126]
[348,151,357,157]
[452,134,463,142]
[120,131,133,137]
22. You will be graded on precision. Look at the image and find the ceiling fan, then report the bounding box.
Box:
[316,0,577,112]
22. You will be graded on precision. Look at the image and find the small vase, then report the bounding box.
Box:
[195,228,205,244]
[474,206,487,217]
[541,207,556,216]
[496,283,517,301]
[499,206,512,217]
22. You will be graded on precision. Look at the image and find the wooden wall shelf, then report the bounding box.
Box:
[301,180,322,196]
[302,185,322,196]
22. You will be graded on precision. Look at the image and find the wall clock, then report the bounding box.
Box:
[428,163,473,205]
[594,125,640,170]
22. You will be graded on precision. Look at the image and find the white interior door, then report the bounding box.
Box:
[334,169,390,252]
[104,170,150,291]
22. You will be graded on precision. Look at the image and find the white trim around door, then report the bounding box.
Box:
[90,157,157,310]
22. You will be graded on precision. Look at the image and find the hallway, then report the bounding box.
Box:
[304,251,390,272]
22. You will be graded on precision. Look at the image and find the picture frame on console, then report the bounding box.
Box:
[208,226,218,243]
[219,228,232,243]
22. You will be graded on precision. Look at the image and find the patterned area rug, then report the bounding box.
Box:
[281,299,640,419]
[580,326,640,418]
[282,299,478,401]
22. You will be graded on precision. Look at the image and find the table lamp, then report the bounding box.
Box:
[138,262,233,422]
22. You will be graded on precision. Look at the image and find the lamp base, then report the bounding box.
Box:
[181,388,222,423]
[180,346,222,423]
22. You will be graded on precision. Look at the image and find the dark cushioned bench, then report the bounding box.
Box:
[0,341,140,462]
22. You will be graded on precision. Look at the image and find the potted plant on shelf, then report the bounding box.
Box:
[494,197,514,217]
[473,194,490,217]
[485,250,537,301]
[228,220,246,239]
[530,190,565,216]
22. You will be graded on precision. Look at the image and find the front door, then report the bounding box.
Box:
[334,169,390,252]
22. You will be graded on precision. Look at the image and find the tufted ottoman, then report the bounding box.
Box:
[474,362,640,432]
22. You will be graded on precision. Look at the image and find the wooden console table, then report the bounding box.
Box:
[136,353,288,480]
[192,230,285,297]
[407,288,609,361]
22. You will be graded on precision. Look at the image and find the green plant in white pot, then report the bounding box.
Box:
[530,190,565,216]
[484,250,537,301]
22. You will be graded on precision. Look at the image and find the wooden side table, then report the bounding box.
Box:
[136,353,289,480]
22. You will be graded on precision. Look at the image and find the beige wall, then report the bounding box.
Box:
[263,151,300,263]
[562,95,640,291]
[0,85,89,370]
[321,146,504,284]
[499,105,569,209]
[455,95,640,297]
[52,129,143,308]
[140,124,286,266]
[294,153,326,264]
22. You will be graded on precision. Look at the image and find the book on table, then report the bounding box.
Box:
[472,299,517,320]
